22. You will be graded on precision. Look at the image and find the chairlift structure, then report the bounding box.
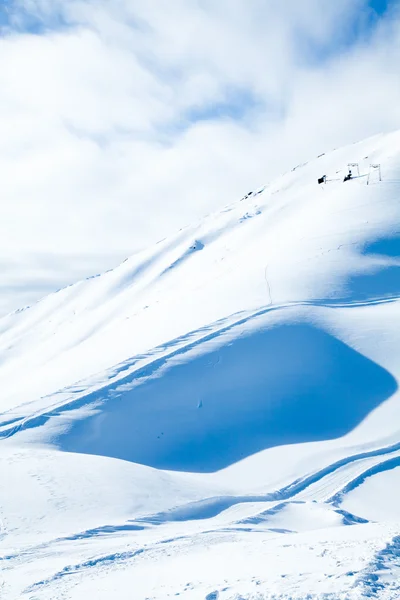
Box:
[367,164,382,185]
[348,163,360,177]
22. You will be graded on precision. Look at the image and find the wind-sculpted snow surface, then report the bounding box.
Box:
[60,321,397,471]
[1,131,400,599]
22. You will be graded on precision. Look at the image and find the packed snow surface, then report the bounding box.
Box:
[1,131,400,599]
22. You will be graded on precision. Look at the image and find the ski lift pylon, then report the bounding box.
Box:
[367,164,382,185]
[348,163,360,177]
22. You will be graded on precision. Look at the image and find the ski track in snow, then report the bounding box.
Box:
[0,294,397,442]
[1,131,400,599]
[353,535,400,598]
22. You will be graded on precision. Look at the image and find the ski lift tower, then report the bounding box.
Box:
[367,164,382,185]
[348,163,360,177]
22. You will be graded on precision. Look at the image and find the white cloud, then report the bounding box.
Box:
[0,0,399,314]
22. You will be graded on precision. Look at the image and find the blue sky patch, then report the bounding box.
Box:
[185,88,263,125]
[0,1,70,36]
[295,0,397,67]
[369,0,390,16]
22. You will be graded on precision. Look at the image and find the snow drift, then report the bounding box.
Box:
[1,130,400,599]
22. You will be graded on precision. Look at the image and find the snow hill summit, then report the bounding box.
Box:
[0,130,400,599]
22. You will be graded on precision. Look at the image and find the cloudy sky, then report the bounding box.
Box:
[0,0,399,314]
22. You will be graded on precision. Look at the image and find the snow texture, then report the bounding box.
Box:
[1,130,400,599]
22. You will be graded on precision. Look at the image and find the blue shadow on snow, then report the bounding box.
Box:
[59,322,397,472]
[331,234,400,302]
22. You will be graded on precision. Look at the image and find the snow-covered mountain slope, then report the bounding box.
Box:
[1,130,400,599]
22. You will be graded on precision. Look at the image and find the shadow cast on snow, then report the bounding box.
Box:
[56,236,399,472]
[60,320,397,472]
[6,235,398,474]
[331,233,400,303]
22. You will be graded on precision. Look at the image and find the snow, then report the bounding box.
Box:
[341,467,400,523]
[1,130,400,598]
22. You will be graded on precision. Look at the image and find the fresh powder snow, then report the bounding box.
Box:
[1,130,400,599]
